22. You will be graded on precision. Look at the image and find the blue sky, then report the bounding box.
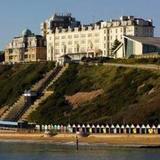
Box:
[0,0,160,50]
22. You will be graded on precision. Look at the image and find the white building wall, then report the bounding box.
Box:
[47,26,106,61]
[45,16,154,61]
[134,41,143,55]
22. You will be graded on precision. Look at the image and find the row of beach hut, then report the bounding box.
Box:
[36,124,160,134]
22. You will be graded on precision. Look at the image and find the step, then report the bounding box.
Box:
[20,92,53,121]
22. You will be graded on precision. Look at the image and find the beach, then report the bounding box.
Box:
[0,133,160,147]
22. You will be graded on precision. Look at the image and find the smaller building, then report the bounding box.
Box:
[5,29,46,63]
[113,36,160,58]
[58,54,72,65]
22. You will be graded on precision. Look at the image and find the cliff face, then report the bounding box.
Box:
[0,62,55,107]
[29,64,160,125]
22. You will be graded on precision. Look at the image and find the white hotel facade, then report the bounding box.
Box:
[42,15,154,62]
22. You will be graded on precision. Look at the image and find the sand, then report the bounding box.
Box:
[0,133,160,147]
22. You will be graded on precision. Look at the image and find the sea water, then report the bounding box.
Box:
[0,142,160,160]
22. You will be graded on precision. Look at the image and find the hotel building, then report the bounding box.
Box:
[42,14,154,62]
[5,29,46,63]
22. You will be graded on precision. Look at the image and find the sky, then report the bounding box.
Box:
[0,0,160,50]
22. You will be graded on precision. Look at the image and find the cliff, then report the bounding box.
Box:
[29,63,160,125]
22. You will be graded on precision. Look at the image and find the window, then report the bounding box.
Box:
[55,36,59,40]
[61,36,66,39]
[88,33,92,37]
[81,34,86,38]
[74,34,79,38]
[68,48,72,53]
[68,35,72,39]
[81,40,86,44]
[95,33,99,37]
[55,49,59,53]
[95,39,99,43]
[68,41,72,45]
[81,48,85,52]
[55,43,59,46]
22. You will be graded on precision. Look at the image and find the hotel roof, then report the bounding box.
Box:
[125,36,160,48]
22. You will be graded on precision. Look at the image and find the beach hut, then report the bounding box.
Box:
[101,125,106,134]
[96,124,101,133]
[136,125,141,134]
[60,125,64,133]
[106,124,110,134]
[92,124,96,133]
[77,124,81,132]
[141,124,146,134]
[53,125,57,131]
[64,126,67,133]
[126,125,130,134]
[44,125,48,131]
[146,124,151,134]
[35,125,41,131]
[41,125,45,131]
[35,125,41,132]
[67,124,72,133]
[57,125,61,132]
[131,124,136,134]
[157,125,160,134]
[110,124,115,134]
[152,125,157,134]
[50,124,54,130]
[47,125,51,131]
[82,124,86,133]
[116,124,120,134]
[72,124,76,133]
[86,124,91,133]
[120,125,125,134]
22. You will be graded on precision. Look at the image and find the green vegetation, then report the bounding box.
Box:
[29,64,160,125]
[0,62,55,107]
[0,51,4,55]
[106,58,160,65]
[111,39,121,52]
[81,57,160,65]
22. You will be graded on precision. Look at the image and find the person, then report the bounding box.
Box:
[76,135,79,150]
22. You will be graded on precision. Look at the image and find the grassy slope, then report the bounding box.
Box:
[29,64,160,125]
[0,62,55,107]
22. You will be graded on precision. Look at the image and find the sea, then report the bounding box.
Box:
[0,141,160,160]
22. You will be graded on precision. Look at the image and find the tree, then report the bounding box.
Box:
[111,39,121,52]
[0,51,4,55]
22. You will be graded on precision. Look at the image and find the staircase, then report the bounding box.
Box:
[0,106,9,117]
[31,66,62,93]
[46,64,69,90]
[20,91,53,121]
[19,64,69,121]
[0,64,69,122]
[0,96,25,121]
